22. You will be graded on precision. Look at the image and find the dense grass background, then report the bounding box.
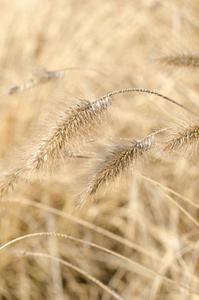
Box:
[1,0,199,299]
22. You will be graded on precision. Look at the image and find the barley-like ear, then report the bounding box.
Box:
[26,97,112,172]
[5,67,104,95]
[155,111,199,158]
[0,97,112,199]
[79,138,151,206]
[155,51,199,68]
[0,167,22,199]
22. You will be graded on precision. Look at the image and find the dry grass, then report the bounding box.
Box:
[1,1,199,299]
[155,51,199,68]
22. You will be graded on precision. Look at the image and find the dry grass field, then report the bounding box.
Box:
[1,0,199,299]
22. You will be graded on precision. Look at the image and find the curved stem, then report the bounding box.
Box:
[94,88,197,116]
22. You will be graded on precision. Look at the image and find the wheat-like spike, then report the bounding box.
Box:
[0,167,23,199]
[156,52,199,68]
[26,97,112,171]
[0,97,112,199]
[155,111,199,157]
[5,67,105,95]
[79,139,150,206]
[162,125,199,152]
[79,127,176,206]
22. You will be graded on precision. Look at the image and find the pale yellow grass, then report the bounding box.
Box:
[0,0,199,299]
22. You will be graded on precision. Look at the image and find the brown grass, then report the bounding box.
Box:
[1,1,199,300]
[79,139,150,206]
[156,51,199,68]
[154,111,199,159]
[0,96,112,199]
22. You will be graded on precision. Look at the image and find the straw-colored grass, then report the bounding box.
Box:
[1,1,199,299]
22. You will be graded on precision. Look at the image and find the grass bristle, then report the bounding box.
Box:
[155,112,199,157]
[156,51,199,68]
[27,97,111,170]
[79,139,150,206]
[0,97,112,199]
[2,2,199,299]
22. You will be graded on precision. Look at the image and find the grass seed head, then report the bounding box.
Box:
[79,139,150,206]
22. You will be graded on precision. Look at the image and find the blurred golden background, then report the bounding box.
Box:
[0,0,199,299]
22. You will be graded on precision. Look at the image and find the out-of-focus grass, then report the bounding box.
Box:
[0,0,199,299]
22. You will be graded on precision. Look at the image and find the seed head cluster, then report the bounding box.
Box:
[79,140,150,206]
